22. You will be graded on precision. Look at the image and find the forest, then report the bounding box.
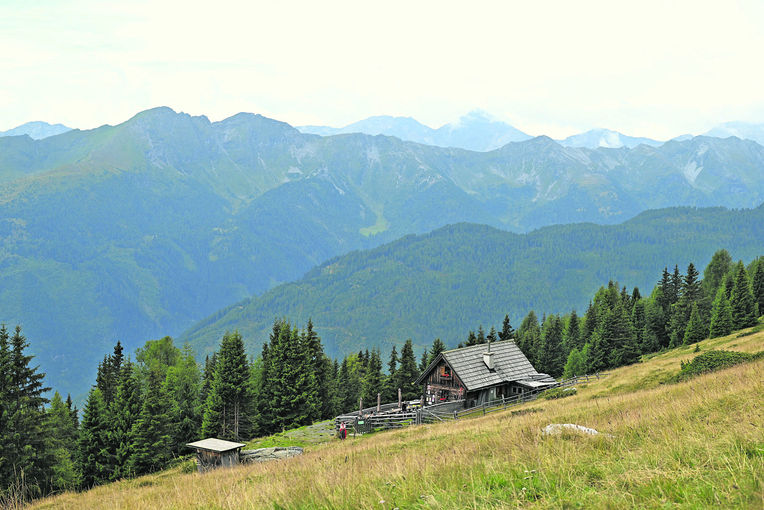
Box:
[0,249,761,502]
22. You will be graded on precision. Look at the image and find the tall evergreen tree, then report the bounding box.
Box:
[730,262,757,329]
[538,315,565,377]
[362,348,384,405]
[396,339,419,400]
[127,368,172,477]
[1,325,52,497]
[77,388,110,489]
[428,338,446,365]
[702,249,733,299]
[418,348,429,372]
[709,285,734,338]
[564,310,582,351]
[165,345,202,455]
[382,346,399,403]
[45,392,78,492]
[751,259,764,318]
[202,331,251,440]
[516,311,541,366]
[109,361,141,480]
[683,302,707,345]
[498,314,515,341]
[630,299,647,353]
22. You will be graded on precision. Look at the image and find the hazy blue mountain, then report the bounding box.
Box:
[1,106,763,397]
[558,128,662,148]
[180,205,764,361]
[704,121,764,145]
[0,121,72,139]
[299,110,532,151]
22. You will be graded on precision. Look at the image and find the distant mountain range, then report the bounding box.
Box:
[299,110,533,151]
[0,121,71,139]
[0,106,763,397]
[557,129,662,149]
[180,206,764,361]
[703,121,764,146]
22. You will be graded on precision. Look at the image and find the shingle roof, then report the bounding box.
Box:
[186,438,246,452]
[416,340,554,392]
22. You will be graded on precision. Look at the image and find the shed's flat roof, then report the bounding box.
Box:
[186,438,246,452]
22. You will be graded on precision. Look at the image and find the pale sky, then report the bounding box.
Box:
[1,0,763,139]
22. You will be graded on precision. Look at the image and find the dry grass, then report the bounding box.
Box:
[32,326,764,509]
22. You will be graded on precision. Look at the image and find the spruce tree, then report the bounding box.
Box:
[538,315,565,377]
[382,346,399,403]
[753,260,764,317]
[127,368,172,477]
[202,331,251,440]
[487,327,498,343]
[630,299,646,353]
[362,349,384,404]
[499,314,515,341]
[730,262,757,329]
[418,348,429,372]
[683,302,707,345]
[396,339,419,400]
[303,320,331,420]
[77,388,110,489]
[516,311,541,366]
[428,338,446,365]
[165,345,201,455]
[109,361,141,479]
[1,326,52,497]
[564,310,582,351]
[709,285,734,338]
[702,249,732,298]
[643,292,667,351]
[46,392,78,492]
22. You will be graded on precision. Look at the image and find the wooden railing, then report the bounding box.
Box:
[334,372,608,435]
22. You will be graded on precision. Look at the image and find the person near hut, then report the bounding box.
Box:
[339,421,347,440]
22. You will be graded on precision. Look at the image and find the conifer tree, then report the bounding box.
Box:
[382,346,399,403]
[200,353,217,405]
[127,368,171,477]
[564,310,582,351]
[538,315,565,376]
[77,388,110,489]
[683,302,707,345]
[202,331,251,440]
[255,340,273,434]
[363,348,384,404]
[487,327,498,343]
[465,330,477,346]
[709,285,734,338]
[581,302,598,345]
[165,345,202,455]
[476,326,486,344]
[109,361,141,479]
[702,249,732,299]
[46,392,78,492]
[516,311,541,366]
[753,260,764,317]
[396,339,419,400]
[303,319,332,420]
[499,314,515,341]
[428,338,446,365]
[643,291,667,351]
[730,262,757,329]
[630,299,646,353]
[1,325,52,496]
[418,348,429,372]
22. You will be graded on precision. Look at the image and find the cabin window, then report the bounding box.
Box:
[440,365,452,378]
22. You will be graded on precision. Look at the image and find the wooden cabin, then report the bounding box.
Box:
[415,340,556,407]
[186,438,246,472]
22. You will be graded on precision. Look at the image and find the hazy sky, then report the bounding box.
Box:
[2,0,763,139]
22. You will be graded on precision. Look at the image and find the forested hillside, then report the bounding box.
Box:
[182,205,764,360]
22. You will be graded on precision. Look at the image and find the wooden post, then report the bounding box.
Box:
[377,393,381,413]
[398,388,402,409]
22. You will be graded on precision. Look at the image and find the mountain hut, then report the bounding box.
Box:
[186,438,246,472]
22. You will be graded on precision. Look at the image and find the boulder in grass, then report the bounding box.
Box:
[240,446,304,463]
[541,423,612,437]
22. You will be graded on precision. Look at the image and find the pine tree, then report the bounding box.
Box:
[516,311,541,366]
[396,339,419,401]
[730,262,757,329]
[127,368,171,477]
[418,348,429,372]
[709,285,734,338]
[702,249,732,299]
[487,327,498,343]
[465,330,477,346]
[643,291,667,351]
[683,302,707,345]
[77,388,110,489]
[581,302,598,345]
[630,299,646,353]
[498,314,515,341]
[303,319,332,420]
[476,326,486,344]
[200,353,217,405]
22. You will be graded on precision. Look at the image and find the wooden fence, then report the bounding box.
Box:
[334,373,608,436]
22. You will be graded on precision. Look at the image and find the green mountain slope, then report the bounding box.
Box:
[180,205,764,359]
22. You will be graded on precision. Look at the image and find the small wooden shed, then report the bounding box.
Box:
[186,438,246,472]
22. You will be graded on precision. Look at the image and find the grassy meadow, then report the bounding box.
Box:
[31,326,763,509]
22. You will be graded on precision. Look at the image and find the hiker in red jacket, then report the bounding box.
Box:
[339,421,347,440]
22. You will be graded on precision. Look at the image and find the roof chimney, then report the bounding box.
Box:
[483,341,494,370]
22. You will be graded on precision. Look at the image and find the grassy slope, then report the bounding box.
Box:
[33,326,763,509]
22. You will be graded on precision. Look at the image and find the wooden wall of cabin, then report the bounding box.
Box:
[423,360,465,405]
